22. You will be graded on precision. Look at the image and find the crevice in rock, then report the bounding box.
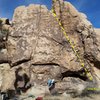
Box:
[11,58,31,67]
[40,35,64,46]
[9,35,22,38]
[84,52,100,69]
[0,60,10,64]
[61,68,88,81]
[40,35,72,52]
[14,67,31,95]
[91,60,100,70]
[32,63,60,66]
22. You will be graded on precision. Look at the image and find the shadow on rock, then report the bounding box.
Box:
[14,67,31,95]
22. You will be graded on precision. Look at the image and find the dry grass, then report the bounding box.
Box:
[44,94,100,100]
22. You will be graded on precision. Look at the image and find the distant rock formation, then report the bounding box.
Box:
[0,0,100,99]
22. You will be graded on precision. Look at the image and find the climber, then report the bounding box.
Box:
[47,79,55,90]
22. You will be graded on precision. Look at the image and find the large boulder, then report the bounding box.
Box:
[0,0,100,98]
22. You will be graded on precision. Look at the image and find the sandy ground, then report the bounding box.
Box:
[17,93,100,100]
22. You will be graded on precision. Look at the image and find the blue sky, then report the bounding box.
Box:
[0,0,100,28]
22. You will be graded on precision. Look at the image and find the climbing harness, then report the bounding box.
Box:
[51,0,93,80]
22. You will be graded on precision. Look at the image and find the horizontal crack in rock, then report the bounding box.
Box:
[32,63,60,66]
[61,68,88,81]
[11,59,31,67]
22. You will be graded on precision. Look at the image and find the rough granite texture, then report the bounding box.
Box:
[0,0,100,99]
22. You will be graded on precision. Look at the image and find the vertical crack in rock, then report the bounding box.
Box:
[31,5,42,61]
[14,67,31,94]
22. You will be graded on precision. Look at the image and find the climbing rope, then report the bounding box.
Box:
[51,0,93,80]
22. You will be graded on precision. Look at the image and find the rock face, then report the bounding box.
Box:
[0,0,100,98]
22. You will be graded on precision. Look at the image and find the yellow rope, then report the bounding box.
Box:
[51,0,93,80]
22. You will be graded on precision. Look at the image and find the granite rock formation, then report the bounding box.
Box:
[0,0,100,99]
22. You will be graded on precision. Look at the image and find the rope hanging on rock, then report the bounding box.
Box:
[51,0,93,80]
